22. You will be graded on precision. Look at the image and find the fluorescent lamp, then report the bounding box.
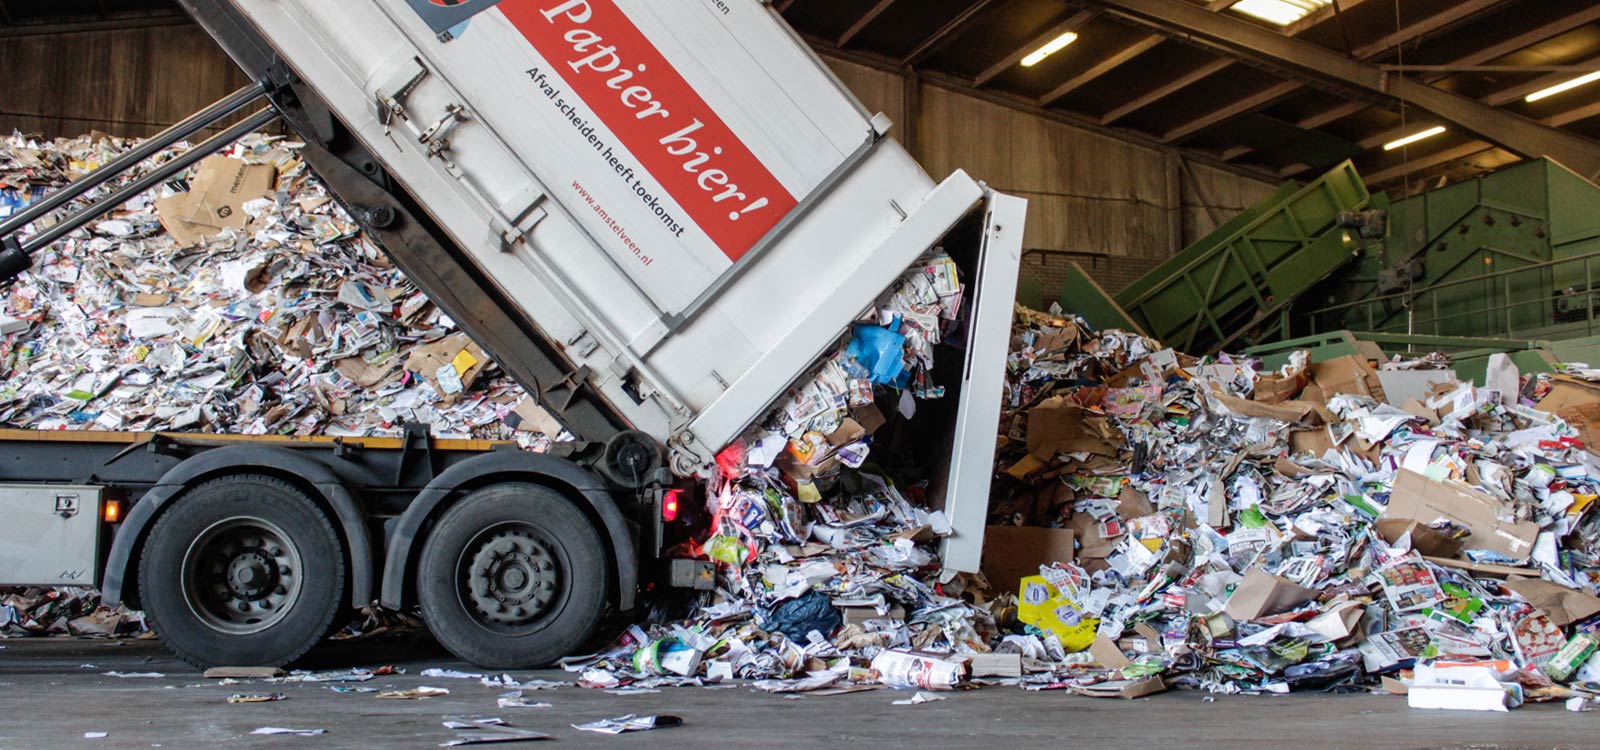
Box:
[1525,71,1600,103]
[1383,126,1446,151]
[1021,32,1078,67]
[1232,0,1331,26]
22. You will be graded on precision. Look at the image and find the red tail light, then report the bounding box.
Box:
[662,489,682,523]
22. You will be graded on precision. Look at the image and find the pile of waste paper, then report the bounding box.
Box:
[974,304,1600,705]
[562,249,1000,693]
[0,130,553,447]
[573,302,1600,707]
[1,586,146,638]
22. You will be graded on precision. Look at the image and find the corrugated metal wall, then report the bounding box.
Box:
[0,22,1278,295]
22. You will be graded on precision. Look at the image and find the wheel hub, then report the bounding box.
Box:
[462,526,560,629]
[227,550,277,598]
[182,517,302,635]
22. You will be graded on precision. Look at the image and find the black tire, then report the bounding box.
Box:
[417,482,609,669]
[137,474,346,668]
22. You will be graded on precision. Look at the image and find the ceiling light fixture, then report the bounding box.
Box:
[1021,32,1078,67]
[1525,71,1600,103]
[1383,125,1447,151]
[1231,0,1332,27]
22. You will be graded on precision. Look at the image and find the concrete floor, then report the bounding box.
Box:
[1,638,1597,750]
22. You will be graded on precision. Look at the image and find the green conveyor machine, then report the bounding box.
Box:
[1054,157,1600,381]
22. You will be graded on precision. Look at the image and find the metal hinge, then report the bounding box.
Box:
[372,56,547,247]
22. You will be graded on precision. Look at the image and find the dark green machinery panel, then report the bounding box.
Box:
[1301,159,1600,342]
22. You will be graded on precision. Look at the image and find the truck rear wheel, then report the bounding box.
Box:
[138,475,346,668]
[416,483,609,669]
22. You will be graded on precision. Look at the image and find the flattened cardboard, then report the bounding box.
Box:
[1549,400,1600,456]
[1223,569,1320,621]
[1026,400,1121,459]
[404,333,491,399]
[1383,470,1539,560]
[1536,376,1600,414]
[334,356,397,389]
[155,193,210,246]
[1088,635,1132,669]
[510,398,565,437]
[1425,556,1530,578]
[179,156,276,231]
[1375,518,1465,559]
[1210,393,1325,425]
[1503,577,1600,628]
[981,526,1075,595]
[1069,675,1166,699]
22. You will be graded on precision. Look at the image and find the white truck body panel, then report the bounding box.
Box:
[221,0,1019,528]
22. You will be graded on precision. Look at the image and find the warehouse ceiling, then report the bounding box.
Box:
[4,0,1599,195]
[783,0,1600,195]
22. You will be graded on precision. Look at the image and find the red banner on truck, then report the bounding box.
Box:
[501,0,798,262]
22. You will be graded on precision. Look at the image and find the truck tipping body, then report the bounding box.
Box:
[181,0,1021,481]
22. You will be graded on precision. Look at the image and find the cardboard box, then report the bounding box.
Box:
[965,653,1022,678]
[1308,354,1387,403]
[1222,569,1320,621]
[1407,664,1520,712]
[982,526,1075,597]
[1253,364,1308,404]
[1383,470,1539,560]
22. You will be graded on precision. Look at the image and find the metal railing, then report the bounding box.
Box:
[1303,247,1600,340]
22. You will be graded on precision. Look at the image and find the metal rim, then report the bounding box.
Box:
[455,522,563,634]
[181,516,303,635]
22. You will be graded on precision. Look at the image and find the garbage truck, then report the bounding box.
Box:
[0,0,1022,669]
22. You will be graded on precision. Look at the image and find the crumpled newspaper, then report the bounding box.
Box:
[0,130,554,448]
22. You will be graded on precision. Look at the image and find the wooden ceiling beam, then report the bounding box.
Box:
[899,0,1002,68]
[1100,57,1232,125]
[838,0,897,47]
[1296,6,1600,129]
[1162,80,1301,143]
[1097,0,1357,129]
[1039,34,1164,105]
[1347,0,1500,59]
[973,10,1097,87]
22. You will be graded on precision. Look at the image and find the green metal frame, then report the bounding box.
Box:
[1107,161,1373,354]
